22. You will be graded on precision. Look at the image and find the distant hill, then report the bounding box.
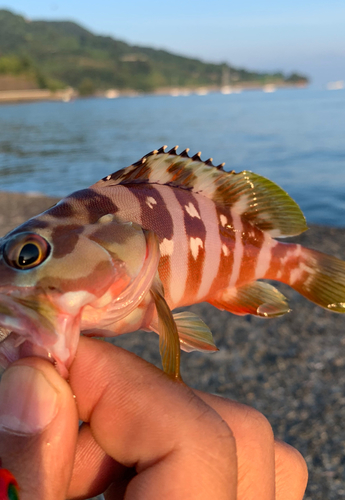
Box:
[0,9,309,94]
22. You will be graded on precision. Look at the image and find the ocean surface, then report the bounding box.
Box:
[0,88,344,227]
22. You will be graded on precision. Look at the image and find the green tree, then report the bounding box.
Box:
[78,77,95,95]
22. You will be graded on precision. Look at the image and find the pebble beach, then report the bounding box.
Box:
[1,190,344,499]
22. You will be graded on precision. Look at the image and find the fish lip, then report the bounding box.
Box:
[0,333,62,376]
[0,292,75,379]
[0,291,57,341]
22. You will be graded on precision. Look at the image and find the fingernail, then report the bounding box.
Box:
[0,365,58,435]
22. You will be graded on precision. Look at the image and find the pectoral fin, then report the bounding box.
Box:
[208,281,290,317]
[150,281,182,381]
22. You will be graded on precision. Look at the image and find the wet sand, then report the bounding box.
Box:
[1,191,344,499]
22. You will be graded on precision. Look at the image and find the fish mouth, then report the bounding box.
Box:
[0,292,80,378]
[0,329,59,374]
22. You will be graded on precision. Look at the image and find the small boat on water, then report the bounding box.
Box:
[263,84,276,93]
[326,81,344,91]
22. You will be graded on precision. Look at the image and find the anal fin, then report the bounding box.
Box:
[173,312,218,353]
[208,281,290,318]
[150,281,182,381]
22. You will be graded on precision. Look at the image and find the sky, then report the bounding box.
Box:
[2,0,345,87]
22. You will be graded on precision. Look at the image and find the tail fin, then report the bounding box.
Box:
[290,248,345,313]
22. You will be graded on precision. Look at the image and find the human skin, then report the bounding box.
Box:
[0,337,308,499]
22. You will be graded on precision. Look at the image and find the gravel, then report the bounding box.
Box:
[1,191,344,499]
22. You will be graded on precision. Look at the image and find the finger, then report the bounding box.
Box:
[0,357,78,500]
[69,337,237,500]
[67,423,127,499]
[196,391,308,499]
[275,441,308,500]
[195,390,275,500]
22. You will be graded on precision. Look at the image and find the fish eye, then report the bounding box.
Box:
[2,232,51,270]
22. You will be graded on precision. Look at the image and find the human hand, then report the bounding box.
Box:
[0,337,308,499]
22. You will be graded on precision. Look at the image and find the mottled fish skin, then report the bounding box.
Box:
[0,146,345,379]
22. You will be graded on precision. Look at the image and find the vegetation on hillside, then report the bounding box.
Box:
[0,54,63,90]
[0,9,309,94]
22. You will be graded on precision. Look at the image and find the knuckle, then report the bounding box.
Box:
[187,393,236,454]
[239,404,274,443]
[198,401,235,443]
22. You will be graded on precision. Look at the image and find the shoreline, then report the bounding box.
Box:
[0,81,308,104]
[0,191,344,500]
[0,87,76,104]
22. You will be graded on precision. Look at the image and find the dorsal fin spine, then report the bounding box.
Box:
[157,145,167,154]
[132,156,147,167]
[180,148,190,158]
[168,146,178,155]
[192,152,202,161]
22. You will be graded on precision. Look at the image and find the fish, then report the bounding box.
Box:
[0,145,345,380]
[0,460,19,500]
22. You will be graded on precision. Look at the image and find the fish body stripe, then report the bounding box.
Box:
[228,208,244,288]
[172,190,204,238]
[67,189,120,223]
[266,242,304,284]
[98,185,143,226]
[152,184,189,306]
[173,190,206,303]
[254,231,277,280]
[207,207,236,297]
[108,184,174,296]
[237,218,266,283]
[195,196,222,302]
[124,184,174,240]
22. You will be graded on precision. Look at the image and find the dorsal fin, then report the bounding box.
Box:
[92,147,307,238]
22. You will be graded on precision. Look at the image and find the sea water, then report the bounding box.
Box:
[0,88,344,226]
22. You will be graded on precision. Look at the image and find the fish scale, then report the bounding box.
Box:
[0,146,344,380]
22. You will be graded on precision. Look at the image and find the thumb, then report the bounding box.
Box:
[0,358,78,500]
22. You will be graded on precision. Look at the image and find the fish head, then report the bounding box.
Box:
[0,213,159,377]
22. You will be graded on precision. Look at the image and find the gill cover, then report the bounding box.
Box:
[81,216,161,327]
